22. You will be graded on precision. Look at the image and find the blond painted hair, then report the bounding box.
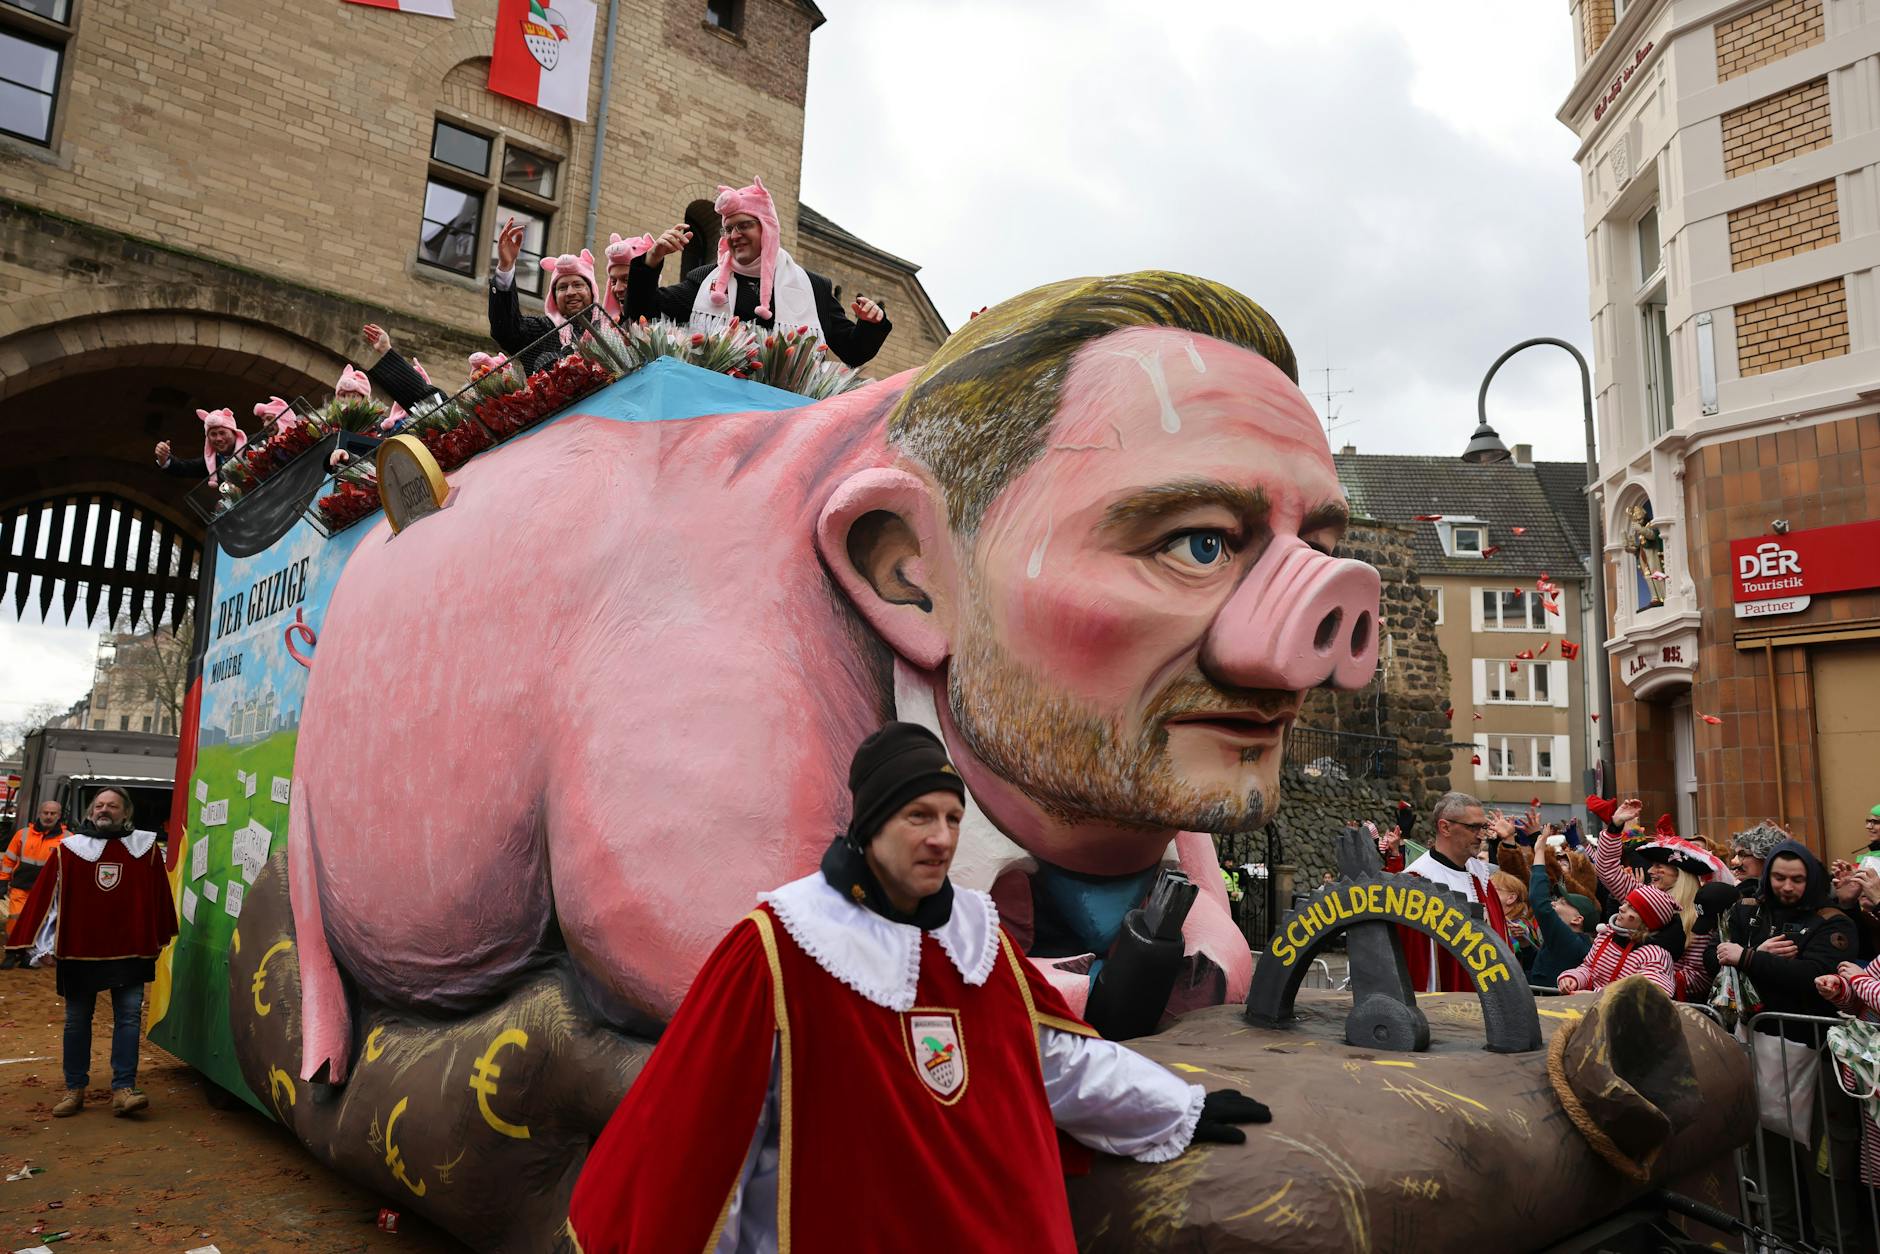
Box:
[888,272,1297,534]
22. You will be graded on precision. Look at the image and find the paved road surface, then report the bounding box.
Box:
[0,964,466,1251]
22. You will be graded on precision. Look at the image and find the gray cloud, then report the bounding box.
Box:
[802,1,1595,462]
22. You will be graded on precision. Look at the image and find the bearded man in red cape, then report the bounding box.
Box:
[566,723,1269,1252]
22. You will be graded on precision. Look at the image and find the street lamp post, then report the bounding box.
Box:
[1463,337,1616,794]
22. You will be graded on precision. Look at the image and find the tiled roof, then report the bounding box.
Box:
[798,204,920,274]
[1532,460,1594,561]
[1333,452,1589,581]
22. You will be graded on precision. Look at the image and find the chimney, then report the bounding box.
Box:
[1339,443,1357,455]
[1512,443,1533,465]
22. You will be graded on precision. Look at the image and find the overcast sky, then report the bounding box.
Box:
[1,1,1594,726]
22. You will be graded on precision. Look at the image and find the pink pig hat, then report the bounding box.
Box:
[254,396,292,424]
[196,407,247,474]
[602,232,654,319]
[538,249,598,326]
[335,364,372,400]
[710,175,781,319]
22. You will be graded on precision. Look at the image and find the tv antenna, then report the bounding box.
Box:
[1314,365,1356,439]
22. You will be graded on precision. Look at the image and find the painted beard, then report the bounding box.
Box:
[946,586,1279,835]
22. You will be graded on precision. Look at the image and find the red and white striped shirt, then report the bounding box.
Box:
[1821,956,1880,1187]
[1557,924,1676,996]
[1594,827,1711,1001]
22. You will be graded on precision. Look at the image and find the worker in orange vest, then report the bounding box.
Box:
[1,800,69,967]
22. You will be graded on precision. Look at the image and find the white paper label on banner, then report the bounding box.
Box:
[271,777,291,804]
[195,779,208,803]
[191,838,209,881]
[243,774,257,798]
[224,880,244,918]
[182,887,198,924]
[201,799,228,827]
[203,881,219,904]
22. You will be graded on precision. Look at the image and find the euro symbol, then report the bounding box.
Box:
[363,1025,387,1063]
[252,939,294,1017]
[384,1096,428,1198]
[468,1028,531,1140]
[267,1066,296,1121]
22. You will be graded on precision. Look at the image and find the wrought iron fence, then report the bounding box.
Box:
[1287,724,1398,783]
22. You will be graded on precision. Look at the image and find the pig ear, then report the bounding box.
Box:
[816,467,955,672]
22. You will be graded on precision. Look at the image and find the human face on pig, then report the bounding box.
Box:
[945,327,1353,861]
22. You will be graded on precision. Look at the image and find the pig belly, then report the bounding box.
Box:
[291,416,868,1023]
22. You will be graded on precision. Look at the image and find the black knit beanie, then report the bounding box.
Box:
[845,722,966,847]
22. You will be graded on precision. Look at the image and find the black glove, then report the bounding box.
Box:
[1692,881,1738,935]
[1191,1088,1271,1145]
[1395,801,1414,840]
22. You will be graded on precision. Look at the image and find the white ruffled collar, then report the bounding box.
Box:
[759,872,1001,1011]
[61,830,156,862]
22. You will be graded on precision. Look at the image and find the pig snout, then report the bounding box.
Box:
[1200,537,1381,691]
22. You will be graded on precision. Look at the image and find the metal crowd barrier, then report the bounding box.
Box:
[1734,1010,1880,1254]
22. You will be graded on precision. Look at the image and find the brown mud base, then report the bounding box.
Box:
[0,963,464,1252]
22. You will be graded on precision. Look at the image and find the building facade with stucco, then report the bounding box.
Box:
[1564,0,1880,854]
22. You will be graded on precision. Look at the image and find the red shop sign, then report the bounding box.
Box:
[1731,519,1880,601]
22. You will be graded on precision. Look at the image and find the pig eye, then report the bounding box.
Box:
[1161,529,1232,569]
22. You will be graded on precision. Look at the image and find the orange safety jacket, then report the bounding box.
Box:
[2,824,69,898]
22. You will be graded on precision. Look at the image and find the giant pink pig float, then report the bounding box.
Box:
[286,271,1382,1086]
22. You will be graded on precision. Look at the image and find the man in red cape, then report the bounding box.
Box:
[1381,790,1511,993]
[5,786,177,1116]
[566,723,1269,1253]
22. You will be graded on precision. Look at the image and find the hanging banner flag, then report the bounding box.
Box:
[489,0,597,121]
[344,0,457,17]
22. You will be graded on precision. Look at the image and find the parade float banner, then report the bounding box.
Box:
[147,514,370,1108]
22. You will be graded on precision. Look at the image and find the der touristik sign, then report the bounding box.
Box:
[1731,519,1880,608]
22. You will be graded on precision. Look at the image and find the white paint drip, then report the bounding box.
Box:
[1026,519,1053,579]
[1183,335,1207,373]
[1107,347,1183,433]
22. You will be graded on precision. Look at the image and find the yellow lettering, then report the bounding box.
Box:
[1323,893,1348,924]
[1404,889,1426,923]
[1452,921,1480,960]
[1310,899,1336,930]
[1467,937,1493,972]
[1435,908,1462,942]
[1478,963,1512,987]
[1365,884,1385,915]
[1385,885,1407,917]
[1421,894,1447,928]
[1286,918,1310,956]
[1272,933,1296,965]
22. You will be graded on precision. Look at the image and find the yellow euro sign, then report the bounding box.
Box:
[468,1028,532,1140]
[252,939,294,1017]
[384,1096,429,1198]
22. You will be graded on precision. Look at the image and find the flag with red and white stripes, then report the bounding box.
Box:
[344,0,456,18]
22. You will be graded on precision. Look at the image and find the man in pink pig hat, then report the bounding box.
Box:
[288,271,1382,1084]
[626,175,892,368]
[154,407,247,484]
[491,220,601,373]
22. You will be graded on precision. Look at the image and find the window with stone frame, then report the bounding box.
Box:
[417,117,563,295]
[705,0,744,36]
[0,0,72,147]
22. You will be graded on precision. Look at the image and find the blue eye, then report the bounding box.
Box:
[1163,530,1231,568]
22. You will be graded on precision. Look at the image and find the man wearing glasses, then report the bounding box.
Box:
[1858,805,1880,871]
[623,175,893,369]
[1382,791,1513,993]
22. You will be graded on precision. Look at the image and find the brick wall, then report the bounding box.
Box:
[1582,0,1616,62]
[1677,416,1880,847]
[791,235,947,379]
[0,0,815,345]
[1733,277,1848,375]
[1727,178,1839,270]
[1715,0,1824,83]
[1721,76,1831,177]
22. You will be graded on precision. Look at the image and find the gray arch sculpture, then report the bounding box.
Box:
[1244,827,1542,1054]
